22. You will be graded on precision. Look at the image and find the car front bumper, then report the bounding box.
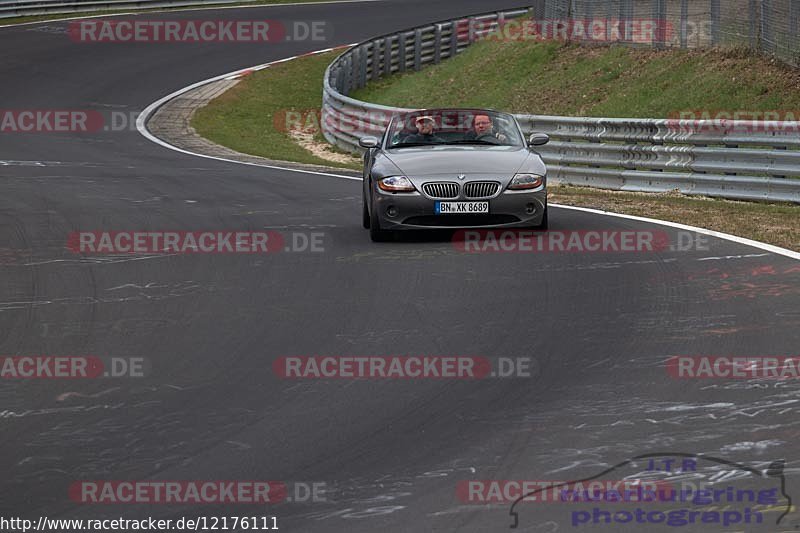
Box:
[371,186,547,230]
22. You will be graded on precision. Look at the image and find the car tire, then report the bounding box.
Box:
[362,192,371,229]
[369,196,393,242]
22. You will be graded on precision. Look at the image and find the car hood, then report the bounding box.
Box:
[381,146,535,177]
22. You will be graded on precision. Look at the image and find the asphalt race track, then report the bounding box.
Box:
[1,1,799,531]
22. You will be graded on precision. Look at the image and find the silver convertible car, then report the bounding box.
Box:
[360,108,550,242]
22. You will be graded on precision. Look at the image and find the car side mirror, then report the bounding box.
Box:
[528,133,550,146]
[359,136,379,149]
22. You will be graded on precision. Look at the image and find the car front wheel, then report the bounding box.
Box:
[362,192,370,229]
[537,208,548,230]
[369,194,393,242]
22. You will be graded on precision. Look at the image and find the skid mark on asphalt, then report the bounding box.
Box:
[0,403,126,419]
[720,440,784,453]
[0,281,210,311]
[117,196,164,203]
[0,160,121,168]
[336,248,461,262]
[56,388,121,402]
[21,254,179,266]
[106,282,171,291]
[495,383,800,468]
[6,396,258,481]
[0,160,46,166]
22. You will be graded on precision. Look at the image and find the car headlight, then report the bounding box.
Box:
[378,176,416,192]
[508,173,544,190]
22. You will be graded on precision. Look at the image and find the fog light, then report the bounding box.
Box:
[525,203,536,215]
[387,206,398,218]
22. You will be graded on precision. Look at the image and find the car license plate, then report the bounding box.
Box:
[435,201,489,214]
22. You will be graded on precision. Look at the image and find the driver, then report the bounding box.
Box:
[403,115,444,143]
[465,114,508,143]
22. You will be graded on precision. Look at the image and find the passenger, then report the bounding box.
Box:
[403,115,444,143]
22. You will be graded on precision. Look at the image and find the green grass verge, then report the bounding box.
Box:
[550,185,799,252]
[351,40,800,117]
[193,50,360,170]
[0,0,341,26]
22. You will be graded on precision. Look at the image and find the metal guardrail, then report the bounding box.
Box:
[322,9,534,151]
[321,8,800,203]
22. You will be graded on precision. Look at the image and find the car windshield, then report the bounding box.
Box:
[385,110,524,149]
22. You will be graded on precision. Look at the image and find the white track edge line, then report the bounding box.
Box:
[551,203,799,260]
[135,49,800,262]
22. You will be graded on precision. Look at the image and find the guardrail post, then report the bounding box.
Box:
[358,46,367,89]
[342,55,352,96]
[348,52,355,92]
[433,24,442,64]
[398,33,406,72]
[330,66,339,93]
[468,16,476,43]
[328,65,337,94]
[414,28,422,71]
[354,52,362,92]
[449,20,458,57]
[383,35,392,76]
[774,144,788,178]
[371,40,381,81]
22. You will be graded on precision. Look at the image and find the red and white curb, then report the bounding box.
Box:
[135,43,361,181]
